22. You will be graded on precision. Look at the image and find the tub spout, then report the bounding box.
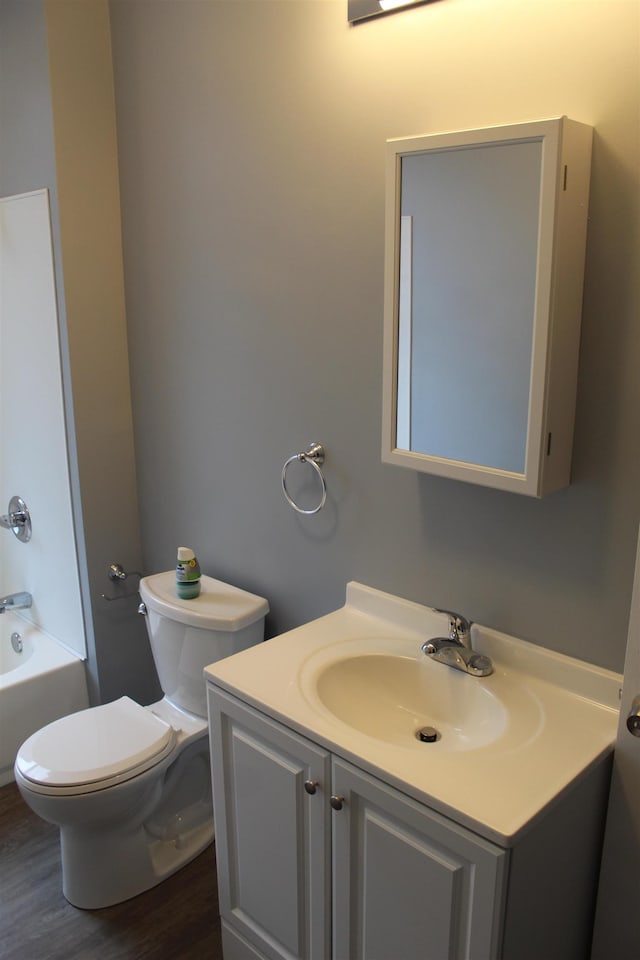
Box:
[0,591,32,613]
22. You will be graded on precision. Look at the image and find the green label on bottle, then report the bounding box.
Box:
[176,557,201,582]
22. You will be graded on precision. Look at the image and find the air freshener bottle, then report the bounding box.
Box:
[176,547,201,599]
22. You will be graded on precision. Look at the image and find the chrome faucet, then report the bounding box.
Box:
[422,610,493,677]
[0,591,33,613]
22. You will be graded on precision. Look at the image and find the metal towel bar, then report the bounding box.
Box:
[101,562,143,602]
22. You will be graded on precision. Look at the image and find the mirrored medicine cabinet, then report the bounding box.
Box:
[381,117,593,497]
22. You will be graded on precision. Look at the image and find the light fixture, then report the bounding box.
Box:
[348,0,433,24]
[379,0,415,10]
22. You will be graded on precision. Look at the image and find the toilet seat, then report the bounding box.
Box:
[15,696,178,796]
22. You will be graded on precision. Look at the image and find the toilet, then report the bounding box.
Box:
[14,571,268,910]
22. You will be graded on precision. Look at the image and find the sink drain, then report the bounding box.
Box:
[416,726,439,743]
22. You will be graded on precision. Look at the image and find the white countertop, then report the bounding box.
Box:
[204,582,621,846]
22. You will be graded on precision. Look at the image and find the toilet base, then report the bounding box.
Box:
[61,806,214,910]
[61,735,214,909]
[16,723,215,910]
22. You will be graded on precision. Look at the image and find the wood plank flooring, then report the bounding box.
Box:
[0,782,224,959]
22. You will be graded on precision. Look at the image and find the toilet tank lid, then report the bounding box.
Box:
[139,571,269,631]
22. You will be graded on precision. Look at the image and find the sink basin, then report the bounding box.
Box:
[207,582,621,842]
[310,651,508,750]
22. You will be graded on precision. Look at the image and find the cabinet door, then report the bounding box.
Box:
[331,759,506,960]
[208,687,331,960]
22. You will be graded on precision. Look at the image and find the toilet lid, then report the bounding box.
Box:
[16,696,176,789]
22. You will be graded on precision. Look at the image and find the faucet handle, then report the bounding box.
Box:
[0,496,32,543]
[435,609,472,645]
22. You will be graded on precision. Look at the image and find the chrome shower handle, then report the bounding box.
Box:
[0,511,26,527]
[0,496,31,543]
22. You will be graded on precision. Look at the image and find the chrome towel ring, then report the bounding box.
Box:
[281,442,327,515]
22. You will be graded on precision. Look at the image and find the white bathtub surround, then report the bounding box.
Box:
[0,611,88,786]
[0,190,85,659]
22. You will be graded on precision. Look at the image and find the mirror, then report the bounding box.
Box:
[382,118,593,497]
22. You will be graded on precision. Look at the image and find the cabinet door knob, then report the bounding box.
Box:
[627,695,640,737]
[304,780,319,795]
[330,795,344,811]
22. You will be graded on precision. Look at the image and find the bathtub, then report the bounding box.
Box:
[0,611,89,786]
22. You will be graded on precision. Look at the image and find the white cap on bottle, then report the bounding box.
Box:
[177,547,195,561]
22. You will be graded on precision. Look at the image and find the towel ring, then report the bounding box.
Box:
[281,442,327,515]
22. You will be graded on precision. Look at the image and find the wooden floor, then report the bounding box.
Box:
[0,781,224,959]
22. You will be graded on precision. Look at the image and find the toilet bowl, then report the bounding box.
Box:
[14,572,268,909]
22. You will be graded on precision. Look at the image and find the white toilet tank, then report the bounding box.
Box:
[139,571,269,718]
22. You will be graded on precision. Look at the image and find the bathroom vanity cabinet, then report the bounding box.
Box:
[207,684,609,960]
[205,582,618,960]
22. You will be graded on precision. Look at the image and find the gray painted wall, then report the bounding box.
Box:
[0,0,158,706]
[109,0,639,674]
[0,2,55,192]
